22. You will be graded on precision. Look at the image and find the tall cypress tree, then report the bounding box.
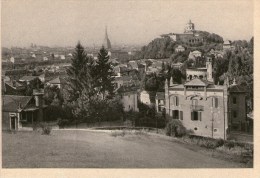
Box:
[94,46,115,99]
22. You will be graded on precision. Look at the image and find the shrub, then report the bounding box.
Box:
[57,119,69,129]
[41,124,52,135]
[216,138,225,147]
[165,119,188,137]
[110,130,126,137]
[224,140,236,149]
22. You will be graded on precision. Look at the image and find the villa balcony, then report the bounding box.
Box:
[190,105,204,111]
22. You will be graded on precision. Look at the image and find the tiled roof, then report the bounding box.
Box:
[19,76,38,81]
[5,69,29,76]
[229,84,247,93]
[48,77,66,84]
[2,95,33,112]
[184,78,209,87]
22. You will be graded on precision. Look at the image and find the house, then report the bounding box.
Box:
[171,62,183,69]
[43,56,48,61]
[186,57,213,82]
[3,81,26,95]
[139,90,151,105]
[113,75,140,90]
[128,60,138,70]
[117,86,139,112]
[5,69,32,81]
[228,80,247,132]
[208,49,224,58]
[46,76,66,89]
[19,76,39,85]
[162,76,228,139]
[223,40,232,50]
[2,89,46,131]
[155,92,165,113]
[175,45,185,52]
[60,55,65,60]
[188,50,202,60]
[156,60,248,139]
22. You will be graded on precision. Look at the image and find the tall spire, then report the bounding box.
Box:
[103,26,111,50]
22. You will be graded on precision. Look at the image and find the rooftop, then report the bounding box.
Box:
[2,95,33,112]
[47,76,66,84]
[19,76,38,81]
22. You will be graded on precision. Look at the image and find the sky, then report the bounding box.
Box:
[1,0,254,48]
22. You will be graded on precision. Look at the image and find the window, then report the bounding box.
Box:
[212,97,218,108]
[179,111,183,120]
[191,111,202,121]
[233,97,237,104]
[172,96,179,106]
[233,111,237,118]
[192,99,198,106]
[172,110,179,119]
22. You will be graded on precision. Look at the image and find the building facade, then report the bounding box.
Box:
[163,77,228,139]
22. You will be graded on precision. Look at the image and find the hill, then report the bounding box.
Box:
[134,30,224,60]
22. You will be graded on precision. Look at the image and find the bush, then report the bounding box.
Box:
[42,125,52,135]
[40,124,51,135]
[165,119,189,137]
[110,130,126,137]
[183,136,225,149]
[216,138,225,147]
[57,119,69,129]
[224,140,236,149]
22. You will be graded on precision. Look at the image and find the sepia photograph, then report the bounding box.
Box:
[1,0,255,172]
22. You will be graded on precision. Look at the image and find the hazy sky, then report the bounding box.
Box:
[2,0,253,48]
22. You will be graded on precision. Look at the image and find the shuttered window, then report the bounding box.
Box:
[176,96,179,106]
[179,111,183,120]
[191,111,201,121]
[212,97,218,108]
[198,112,202,121]
[173,96,179,106]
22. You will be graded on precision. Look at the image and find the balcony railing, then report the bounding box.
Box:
[190,105,204,111]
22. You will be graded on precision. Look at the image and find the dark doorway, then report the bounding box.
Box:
[10,116,16,130]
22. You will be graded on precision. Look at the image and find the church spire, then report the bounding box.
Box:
[103,26,112,50]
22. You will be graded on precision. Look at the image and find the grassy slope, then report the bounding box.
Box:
[2,130,246,168]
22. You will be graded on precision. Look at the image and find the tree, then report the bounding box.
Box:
[25,78,43,96]
[94,46,115,99]
[161,62,166,73]
[65,42,93,102]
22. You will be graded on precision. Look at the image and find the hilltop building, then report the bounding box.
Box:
[162,20,204,45]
